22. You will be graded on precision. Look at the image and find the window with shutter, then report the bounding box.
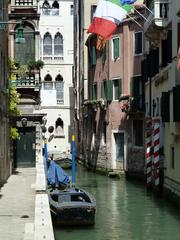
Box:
[93,84,97,100]
[113,79,122,100]
[173,86,180,122]
[106,80,113,101]
[131,76,144,110]
[167,30,172,63]
[134,32,143,55]
[161,92,170,122]
[112,37,120,60]
[92,46,97,65]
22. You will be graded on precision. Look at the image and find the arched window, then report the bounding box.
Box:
[52,1,59,15]
[44,74,52,81]
[55,74,63,81]
[55,74,64,105]
[43,33,52,56]
[55,118,64,135]
[42,0,50,15]
[44,74,53,89]
[14,22,35,64]
[54,33,63,56]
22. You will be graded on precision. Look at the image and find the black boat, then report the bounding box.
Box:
[47,160,96,226]
[48,187,96,226]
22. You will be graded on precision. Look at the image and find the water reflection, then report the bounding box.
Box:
[54,165,180,240]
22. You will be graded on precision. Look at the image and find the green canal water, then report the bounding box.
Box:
[54,165,180,240]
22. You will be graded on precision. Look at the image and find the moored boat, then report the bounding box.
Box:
[48,187,96,226]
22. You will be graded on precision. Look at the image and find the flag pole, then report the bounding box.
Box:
[126,14,144,29]
[133,7,150,22]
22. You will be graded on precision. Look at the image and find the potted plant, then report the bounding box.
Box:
[27,59,44,73]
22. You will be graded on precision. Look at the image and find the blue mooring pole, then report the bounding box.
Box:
[44,138,48,176]
[71,135,76,187]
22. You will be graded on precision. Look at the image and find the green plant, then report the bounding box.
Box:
[27,59,44,71]
[8,58,20,71]
[10,127,20,140]
[9,86,21,140]
[17,64,28,78]
[35,59,44,69]
[9,85,20,116]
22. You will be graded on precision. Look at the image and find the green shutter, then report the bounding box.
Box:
[93,84,97,100]
[92,46,97,65]
[106,80,113,101]
[130,77,135,97]
[118,79,122,98]
[113,38,119,59]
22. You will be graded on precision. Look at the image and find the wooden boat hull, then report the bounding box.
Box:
[48,188,96,226]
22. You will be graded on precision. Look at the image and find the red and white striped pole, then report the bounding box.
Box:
[146,135,152,187]
[145,117,152,188]
[153,119,160,191]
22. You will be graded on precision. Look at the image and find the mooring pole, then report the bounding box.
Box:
[44,138,48,176]
[71,134,76,187]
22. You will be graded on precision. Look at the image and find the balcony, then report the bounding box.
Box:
[9,0,39,18]
[120,96,144,115]
[9,77,40,91]
[144,0,169,40]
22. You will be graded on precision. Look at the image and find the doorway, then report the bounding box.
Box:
[15,127,36,167]
[112,131,127,170]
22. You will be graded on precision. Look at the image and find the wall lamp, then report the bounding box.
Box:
[0,20,25,44]
[15,22,25,44]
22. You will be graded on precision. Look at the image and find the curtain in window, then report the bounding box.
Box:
[54,33,63,56]
[43,33,52,55]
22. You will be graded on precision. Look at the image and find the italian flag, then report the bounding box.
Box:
[88,0,137,39]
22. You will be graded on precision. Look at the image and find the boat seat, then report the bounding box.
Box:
[59,194,71,202]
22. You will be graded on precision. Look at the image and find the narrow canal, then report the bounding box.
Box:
[54,164,180,240]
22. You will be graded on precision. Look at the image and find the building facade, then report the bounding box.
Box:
[38,0,74,154]
[0,0,11,185]
[8,0,44,167]
[84,19,145,176]
[144,0,180,201]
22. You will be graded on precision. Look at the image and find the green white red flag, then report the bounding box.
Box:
[88,0,144,39]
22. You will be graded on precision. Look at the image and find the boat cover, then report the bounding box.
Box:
[48,160,70,187]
